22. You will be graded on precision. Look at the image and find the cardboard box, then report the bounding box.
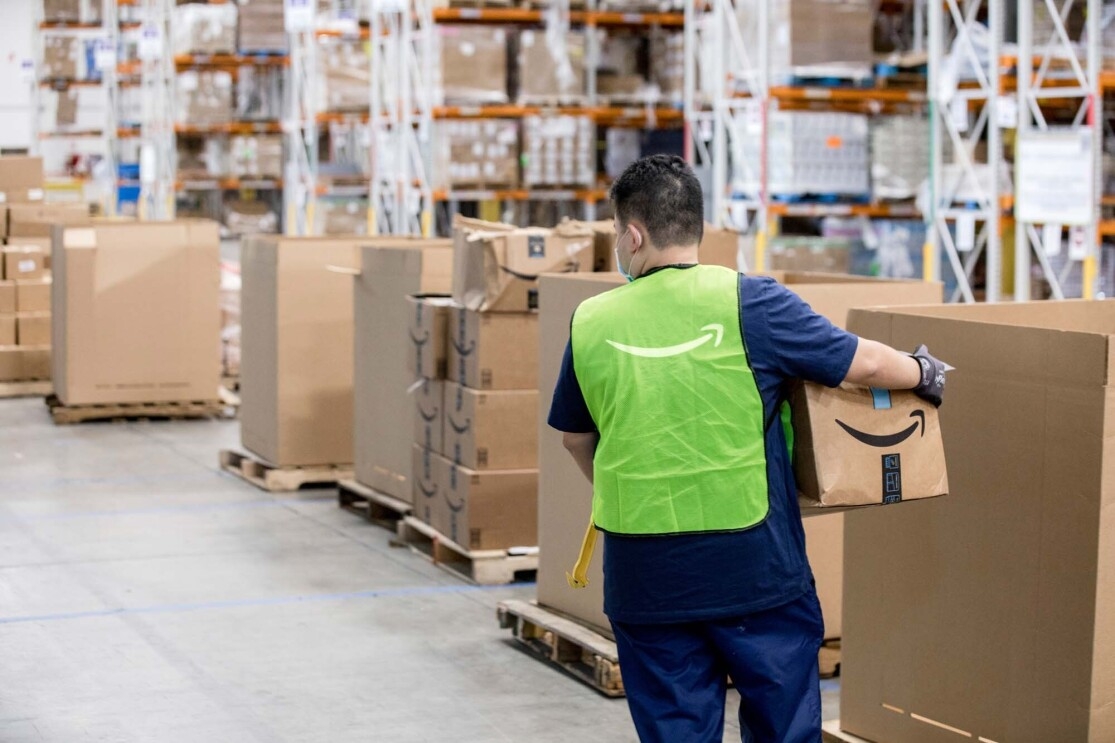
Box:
[453,216,595,312]
[238,0,287,54]
[840,300,1115,743]
[7,203,90,239]
[0,315,14,345]
[443,382,539,470]
[319,40,371,111]
[239,236,362,467]
[701,224,741,270]
[435,456,539,550]
[792,382,948,507]
[0,282,15,314]
[43,36,81,80]
[412,443,443,525]
[521,115,595,189]
[768,238,852,274]
[437,119,520,190]
[0,346,50,381]
[407,295,453,380]
[413,378,445,456]
[16,279,51,314]
[51,221,220,406]
[447,307,538,391]
[0,157,44,204]
[354,241,454,502]
[535,271,943,637]
[516,30,586,103]
[176,71,234,127]
[17,313,51,347]
[3,248,45,281]
[171,2,238,56]
[439,25,509,104]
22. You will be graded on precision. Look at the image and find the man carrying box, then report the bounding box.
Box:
[549,155,946,743]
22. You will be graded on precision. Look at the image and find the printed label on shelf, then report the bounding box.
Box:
[950,100,969,133]
[1042,223,1063,257]
[284,0,316,33]
[1069,226,1090,260]
[93,38,116,71]
[19,59,34,84]
[138,24,163,61]
[996,96,1018,129]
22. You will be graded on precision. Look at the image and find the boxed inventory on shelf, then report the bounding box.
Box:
[521,116,594,189]
[2,247,46,281]
[44,86,109,132]
[17,313,51,347]
[177,71,234,126]
[43,0,102,23]
[0,157,45,204]
[596,33,647,100]
[516,30,586,103]
[452,216,594,312]
[871,115,931,201]
[51,220,220,406]
[437,120,520,191]
[841,300,1115,743]
[177,138,227,180]
[318,40,371,112]
[236,67,284,121]
[172,2,238,56]
[438,25,509,104]
[767,236,852,274]
[447,306,539,392]
[0,316,12,345]
[443,381,538,470]
[239,236,364,468]
[238,0,287,54]
[536,271,943,637]
[42,36,84,80]
[230,136,283,180]
[224,201,279,236]
[0,346,50,382]
[353,240,454,502]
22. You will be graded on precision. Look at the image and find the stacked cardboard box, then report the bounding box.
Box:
[521,115,595,189]
[649,30,684,103]
[239,237,363,467]
[735,0,873,83]
[438,26,509,104]
[172,3,238,56]
[43,0,101,23]
[51,221,220,405]
[229,136,283,180]
[318,40,371,112]
[437,120,520,191]
[238,0,287,54]
[871,114,931,201]
[42,36,83,80]
[516,30,586,103]
[0,157,45,205]
[536,271,942,639]
[176,71,234,126]
[0,244,51,382]
[407,295,452,524]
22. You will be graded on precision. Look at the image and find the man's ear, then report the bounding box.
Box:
[627,221,646,252]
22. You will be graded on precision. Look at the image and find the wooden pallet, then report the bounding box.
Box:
[822,720,874,742]
[218,449,354,493]
[337,479,412,529]
[0,379,52,399]
[47,395,225,425]
[497,599,624,698]
[393,516,538,585]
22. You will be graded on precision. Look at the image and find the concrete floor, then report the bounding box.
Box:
[0,397,838,742]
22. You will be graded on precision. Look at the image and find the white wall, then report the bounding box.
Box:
[0,0,35,151]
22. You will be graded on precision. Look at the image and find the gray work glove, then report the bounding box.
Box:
[911,344,946,408]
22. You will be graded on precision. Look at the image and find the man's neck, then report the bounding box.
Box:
[639,245,700,275]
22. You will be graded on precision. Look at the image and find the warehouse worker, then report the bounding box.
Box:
[549,154,946,743]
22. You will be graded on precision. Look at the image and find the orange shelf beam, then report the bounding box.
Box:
[174,53,289,68]
[768,201,920,219]
[175,122,283,135]
[432,188,607,202]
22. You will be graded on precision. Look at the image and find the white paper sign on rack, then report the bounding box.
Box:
[285,0,315,33]
[1069,226,1090,260]
[137,24,163,61]
[93,38,117,72]
[1042,222,1063,256]
[1016,129,1095,227]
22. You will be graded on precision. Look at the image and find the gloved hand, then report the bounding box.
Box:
[911,344,946,407]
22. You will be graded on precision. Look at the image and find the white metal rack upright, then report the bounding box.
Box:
[284,24,319,236]
[1012,0,1102,300]
[136,0,175,220]
[926,0,1002,302]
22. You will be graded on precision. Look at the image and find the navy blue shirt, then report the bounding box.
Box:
[548,270,859,624]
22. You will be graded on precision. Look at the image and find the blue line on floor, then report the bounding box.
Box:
[6,471,220,491]
[11,498,288,522]
[0,582,534,626]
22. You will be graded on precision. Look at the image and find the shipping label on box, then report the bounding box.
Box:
[447,306,539,391]
[3,248,45,281]
[435,459,539,551]
[412,379,445,455]
[443,382,539,470]
[0,316,14,345]
[407,295,453,380]
[412,444,444,525]
[0,281,15,314]
[15,279,51,313]
[792,382,948,508]
[17,313,50,347]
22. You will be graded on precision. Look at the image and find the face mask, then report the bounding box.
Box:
[615,232,635,283]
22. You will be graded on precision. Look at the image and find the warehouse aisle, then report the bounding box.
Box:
[0,398,836,742]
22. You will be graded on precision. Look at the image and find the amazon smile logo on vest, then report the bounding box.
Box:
[607,324,724,358]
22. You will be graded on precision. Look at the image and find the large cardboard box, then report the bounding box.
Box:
[239,236,362,468]
[354,241,454,502]
[434,456,539,550]
[413,378,445,456]
[0,346,51,381]
[536,271,943,637]
[51,221,220,406]
[3,248,45,281]
[412,442,443,525]
[447,307,538,391]
[0,157,44,204]
[407,295,453,380]
[453,217,595,312]
[701,225,742,270]
[0,282,15,314]
[443,382,539,470]
[438,25,509,104]
[839,300,1115,743]
[0,316,14,345]
[516,30,586,103]
[6,203,90,241]
[15,279,51,314]
[17,313,51,347]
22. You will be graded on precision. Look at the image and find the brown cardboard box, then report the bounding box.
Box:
[768,238,852,274]
[583,220,616,272]
[3,248,45,281]
[354,241,454,502]
[176,71,234,126]
[0,157,44,204]
[535,271,943,637]
[16,279,51,314]
[0,282,15,314]
[0,316,14,345]
[43,36,81,80]
[701,224,741,270]
[7,203,90,239]
[51,221,220,406]
[447,307,538,391]
[17,313,51,347]
[412,443,443,525]
[237,0,287,54]
[320,40,371,111]
[437,119,521,190]
[516,30,586,103]
[443,382,539,470]
[0,346,51,381]
[435,455,539,550]
[407,295,453,380]
[453,216,595,312]
[439,25,509,104]
[413,378,445,456]
[239,236,362,467]
[840,299,1115,743]
[791,382,948,507]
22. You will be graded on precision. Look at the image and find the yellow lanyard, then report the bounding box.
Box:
[566,519,598,588]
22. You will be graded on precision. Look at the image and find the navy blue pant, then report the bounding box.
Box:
[610,589,824,743]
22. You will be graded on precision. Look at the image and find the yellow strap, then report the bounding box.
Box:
[566,519,598,589]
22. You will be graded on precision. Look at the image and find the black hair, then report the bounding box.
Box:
[609,154,704,248]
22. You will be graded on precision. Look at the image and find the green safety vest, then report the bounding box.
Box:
[571,264,770,536]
